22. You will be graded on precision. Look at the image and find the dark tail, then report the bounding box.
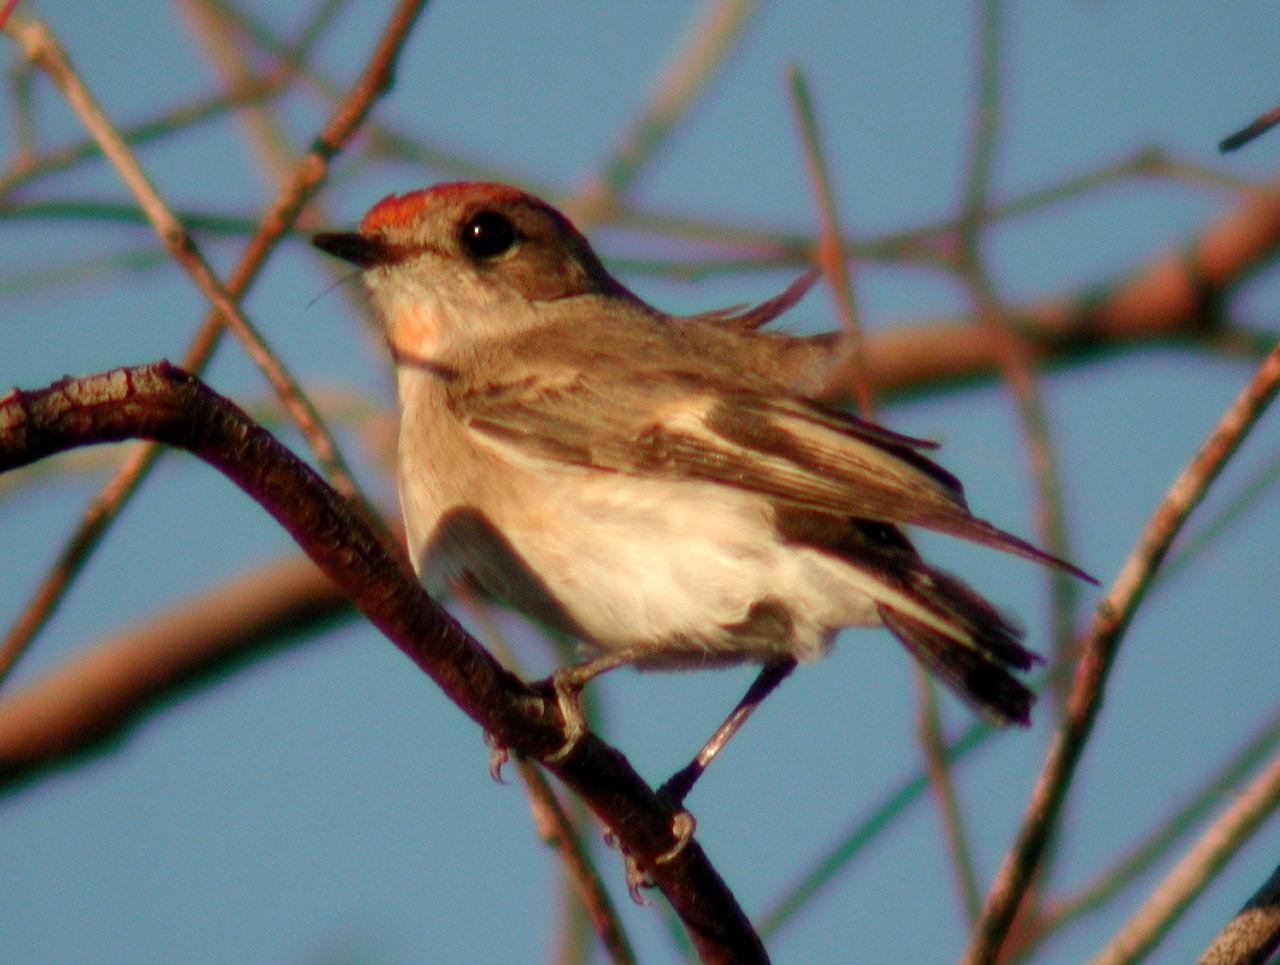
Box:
[878,566,1040,727]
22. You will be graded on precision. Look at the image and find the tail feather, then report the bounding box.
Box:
[773,510,1043,725]
[880,606,1034,726]
[879,563,1041,727]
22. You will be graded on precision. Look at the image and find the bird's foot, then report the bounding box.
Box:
[541,665,591,762]
[602,806,697,903]
[483,731,509,783]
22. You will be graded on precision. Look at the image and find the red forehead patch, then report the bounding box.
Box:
[359,182,536,234]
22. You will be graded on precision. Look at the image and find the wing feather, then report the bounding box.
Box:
[450,343,1093,582]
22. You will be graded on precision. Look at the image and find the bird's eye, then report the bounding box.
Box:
[459,210,518,260]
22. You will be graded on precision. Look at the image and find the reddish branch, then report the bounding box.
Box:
[0,555,350,785]
[0,364,765,965]
[848,176,1280,401]
[961,334,1280,964]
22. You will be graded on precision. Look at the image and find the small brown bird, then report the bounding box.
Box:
[314,182,1092,788]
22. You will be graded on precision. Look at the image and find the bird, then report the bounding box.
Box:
[313,181,1093,799]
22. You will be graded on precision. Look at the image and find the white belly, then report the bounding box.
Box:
[394,371,882,669]
[406,454,882,666]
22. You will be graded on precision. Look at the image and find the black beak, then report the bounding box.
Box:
[311,231,400,268]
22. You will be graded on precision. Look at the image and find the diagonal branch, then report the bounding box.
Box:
[1092,750,1280,964]
[1005,710,1280,961]
[1196,862,1280,965]
[0,554,352,790]
[569,0,753,222]
[0,0,426,684]
[5,13,362,502]
[961,334,1280,964]
[514,755,638,965]
[0,364,767,965]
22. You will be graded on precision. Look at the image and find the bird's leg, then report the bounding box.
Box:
[538,653,795,875]
[658,657,797,808]
[540,650,636,762]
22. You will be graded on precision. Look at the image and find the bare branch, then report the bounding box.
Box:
[954,0,1079,710]
[0,364,767,965]
[0,0,425,683]
[839,176,1280,403]
[1197,863,1280,965]
[0,555,350,788]
[5,13,363,501]
[962,336,1280,964]
[1007,710,1280,961]
[786,64,872,416]
[515,756,638,965]
[1093,751,1280,964]
[1220,104,1280,153]
[570,0,754,221]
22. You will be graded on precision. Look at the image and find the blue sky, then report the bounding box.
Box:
[2,2,1278,962]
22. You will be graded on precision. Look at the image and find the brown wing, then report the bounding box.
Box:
[451,359,1093,582]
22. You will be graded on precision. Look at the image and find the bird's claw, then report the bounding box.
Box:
[623,851,653,905]
[541,669,589,762]
[655,809,696,865]
[483,731,509,783]
[603,807,696,903]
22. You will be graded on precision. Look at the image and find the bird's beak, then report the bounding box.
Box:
[312,231,401,269]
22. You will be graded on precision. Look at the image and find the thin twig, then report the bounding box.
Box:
[954,0,1072,925]
[955,0,1079,695]
[1159,447,1280,586]
[1220,104,1280,153]
[960,0,1001,221]
[570,0,754,222]
[6,14,362,500]
[194,0,1258,273]
[918,677,984,923]
[515,756,639,965]
[213,0,1245,265]
[0,71,287,198]
[957,257,1079,700]
[0,199,263,233]
[788,55,983,923]
[1006,710,1280,961]
[0,0,20,32]
[1090,751,1280,965]
[786,63,872,414]
[758,718,993,939]
[962,336,1280,964]
[0,0,426,684]
[0,0,331,198]
[177,0,342,189]
[451,582,626,964]
[6,49,35,164]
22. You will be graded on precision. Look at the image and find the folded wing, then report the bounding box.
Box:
[453,360,1092,582]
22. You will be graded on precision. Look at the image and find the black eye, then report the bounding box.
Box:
[459,210,518,260]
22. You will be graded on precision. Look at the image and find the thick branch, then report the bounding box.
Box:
[0,365,766,965]
[1197,863,1280,965]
